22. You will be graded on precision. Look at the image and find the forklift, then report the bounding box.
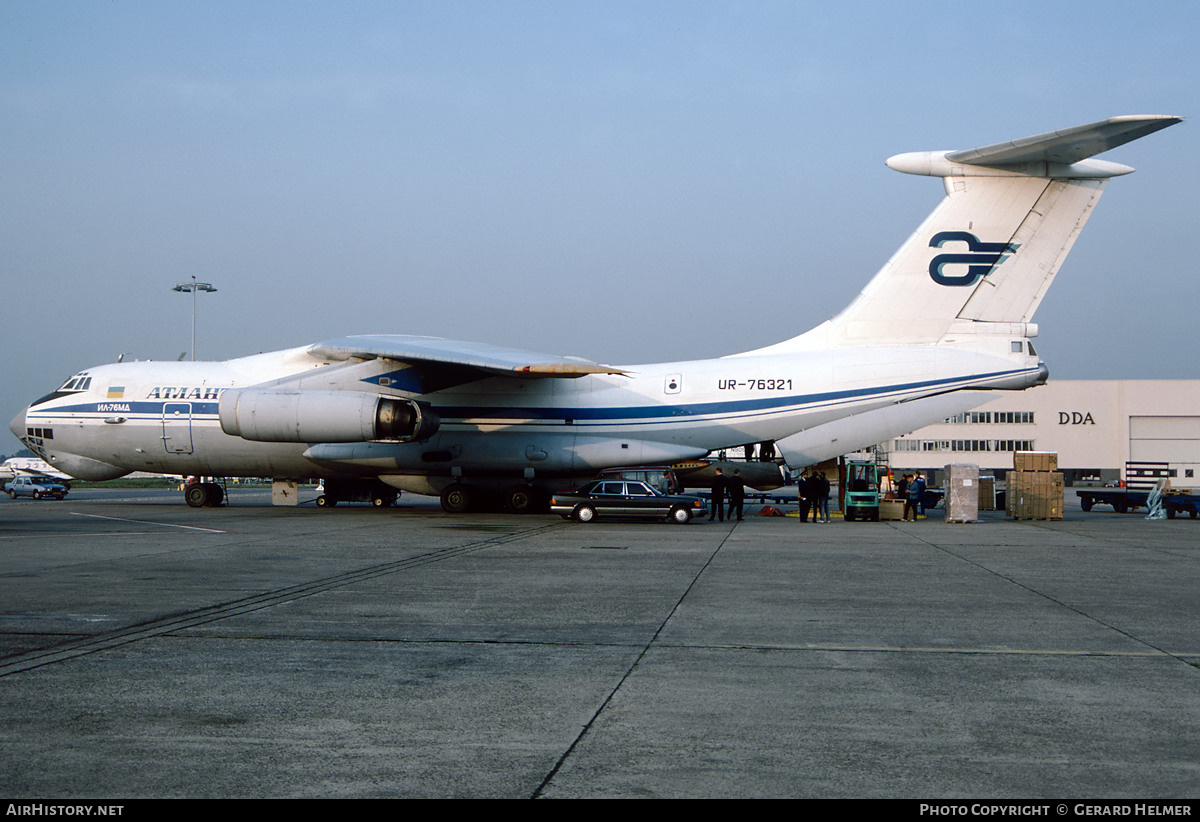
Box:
[843,459,881,522]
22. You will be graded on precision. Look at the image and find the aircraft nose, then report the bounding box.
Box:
[9,407,26,442]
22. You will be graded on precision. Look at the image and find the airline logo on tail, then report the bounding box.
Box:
[928,231,1020,286]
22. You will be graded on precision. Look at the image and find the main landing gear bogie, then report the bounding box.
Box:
[438,483,549,514]
[184,481,225,508]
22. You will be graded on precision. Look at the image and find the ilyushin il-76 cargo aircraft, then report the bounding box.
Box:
[9,115,1181,513]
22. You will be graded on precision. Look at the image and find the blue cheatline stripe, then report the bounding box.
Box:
[433,368,1035,423]
[28,402,221,417]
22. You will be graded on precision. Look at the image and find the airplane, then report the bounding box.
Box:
[8,115,1182,513]
[0,456,74,484]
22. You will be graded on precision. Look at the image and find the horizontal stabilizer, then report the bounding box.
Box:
[945,115,1182,167]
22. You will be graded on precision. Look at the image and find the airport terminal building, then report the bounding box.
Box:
[882,380,1200,488]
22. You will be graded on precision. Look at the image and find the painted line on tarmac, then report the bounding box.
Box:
[665,642,1198,658]
[0,531,182,540]
[69,512,229,533]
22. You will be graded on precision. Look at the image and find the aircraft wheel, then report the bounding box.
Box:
[204,483,224,507]
[184,484,209,508]
[441,484,474,514]
[1081,498,1094,512]
[505,485,540,514]
[573,504,596,523]
[668,505,692,524]
[316,495,336,508]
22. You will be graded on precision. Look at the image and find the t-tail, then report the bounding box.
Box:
[752,115,1182,354]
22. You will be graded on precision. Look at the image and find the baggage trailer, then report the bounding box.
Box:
[1163,494,1200,519]
[1076,488,1200,517]
[1075,488,1149,513]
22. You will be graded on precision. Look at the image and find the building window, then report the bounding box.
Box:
[944,411,1034,425]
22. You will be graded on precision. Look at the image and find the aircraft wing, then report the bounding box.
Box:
[308,335,629,379]
[945,114,1182,166]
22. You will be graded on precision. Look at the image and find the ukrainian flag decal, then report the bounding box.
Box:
[107,386,125,399]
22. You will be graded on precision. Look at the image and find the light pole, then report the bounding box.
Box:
[171,277,218,361]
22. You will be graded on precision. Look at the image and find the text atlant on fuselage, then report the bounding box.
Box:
[146,387,223,400]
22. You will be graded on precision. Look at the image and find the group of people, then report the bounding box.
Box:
[896,472,927,521]
[709,465,833,523]
[708,468,745,522]
[796,470,832,523]
[708,464,924,524]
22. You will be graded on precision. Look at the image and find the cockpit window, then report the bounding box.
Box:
[57,374,92,392]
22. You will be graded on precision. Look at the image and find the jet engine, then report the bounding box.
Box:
[218,389,439,443]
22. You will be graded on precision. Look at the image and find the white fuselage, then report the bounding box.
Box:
[13,336,1043,495]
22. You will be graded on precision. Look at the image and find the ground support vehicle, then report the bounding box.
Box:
[550,479,708,524]
[316,478,400,508]
[843,461,880,522]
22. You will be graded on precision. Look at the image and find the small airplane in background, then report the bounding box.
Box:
[0,456,73,484]
[1,456,72,496]
[9,115,1182,512]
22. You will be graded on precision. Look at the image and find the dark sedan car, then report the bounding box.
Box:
[550,479,709,524]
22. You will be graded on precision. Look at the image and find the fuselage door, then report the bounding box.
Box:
[162,403,194,454]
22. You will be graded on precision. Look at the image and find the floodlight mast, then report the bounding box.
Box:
[171,276,218,361]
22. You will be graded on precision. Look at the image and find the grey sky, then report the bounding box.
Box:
[2,1,1196,437]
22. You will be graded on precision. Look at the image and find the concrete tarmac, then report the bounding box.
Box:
[1,488,1197,798]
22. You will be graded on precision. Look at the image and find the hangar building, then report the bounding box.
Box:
[882,380,1200,488]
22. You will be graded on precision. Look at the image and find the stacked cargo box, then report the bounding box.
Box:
[944,463,980,523]
[978,475,996,511]
[1006,452,1064,520]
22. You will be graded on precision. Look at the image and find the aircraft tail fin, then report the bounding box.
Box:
[754,115,1181,353]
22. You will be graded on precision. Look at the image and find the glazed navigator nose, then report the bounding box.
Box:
[9,407,26,443]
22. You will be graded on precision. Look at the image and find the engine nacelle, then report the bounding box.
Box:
[219,389,439,443]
